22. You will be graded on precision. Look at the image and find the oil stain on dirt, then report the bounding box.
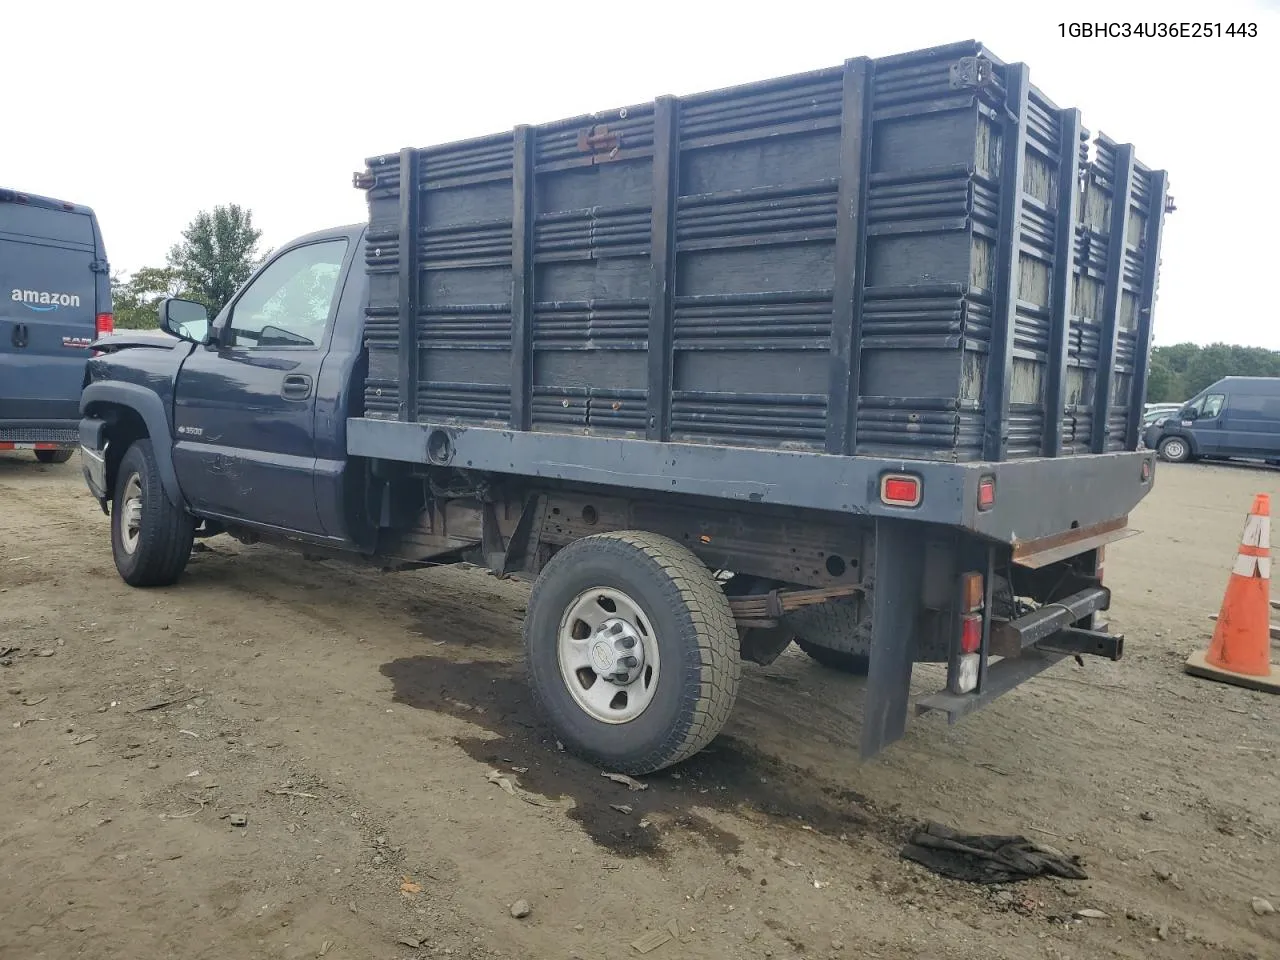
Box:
[381,654,895,861]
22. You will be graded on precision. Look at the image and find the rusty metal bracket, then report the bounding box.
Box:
[949,56,995,90]
[577,124,622,162]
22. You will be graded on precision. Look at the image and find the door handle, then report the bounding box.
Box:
[281,373,313,400]
[11,323,28,348]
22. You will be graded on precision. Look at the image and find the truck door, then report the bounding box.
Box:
[172,238,352,535]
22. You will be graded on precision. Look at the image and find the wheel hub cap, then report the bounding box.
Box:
[590,618,645,683]
[557,588,660,724]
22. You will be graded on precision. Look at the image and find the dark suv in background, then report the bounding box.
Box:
[0,187,112,463]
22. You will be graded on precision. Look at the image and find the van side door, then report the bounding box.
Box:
[1219,390,1280,458]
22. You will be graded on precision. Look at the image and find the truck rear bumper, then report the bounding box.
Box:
[915,586,1120,724]
[0,419,80,449]
[347,417,1156,545]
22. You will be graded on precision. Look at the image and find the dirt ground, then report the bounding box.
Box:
[1,454,1277,960]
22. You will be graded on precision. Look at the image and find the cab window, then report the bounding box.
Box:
[227,240,348,349]
[1188,393,1225,419]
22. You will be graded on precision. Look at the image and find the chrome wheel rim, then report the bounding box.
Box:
[1164,440,1186,460]
[557,587,660,724]
[119,474,143,555]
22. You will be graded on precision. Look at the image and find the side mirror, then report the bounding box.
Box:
[158,298,210,344]
[1183,408,1198,422]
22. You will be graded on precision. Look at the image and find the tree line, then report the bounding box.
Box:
[111,204,263,329]
[1147,343,1280,403]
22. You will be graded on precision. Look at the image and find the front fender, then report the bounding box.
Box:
[80,382,184,507]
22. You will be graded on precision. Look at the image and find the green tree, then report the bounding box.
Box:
[167,204,263,318]
[1146,342,1280,403]
[110,266,186,330]
[1146,355,1175,402]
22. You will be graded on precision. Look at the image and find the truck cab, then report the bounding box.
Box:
[80,224,373,563]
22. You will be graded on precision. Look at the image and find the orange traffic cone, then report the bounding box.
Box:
[1185,493,1280,693]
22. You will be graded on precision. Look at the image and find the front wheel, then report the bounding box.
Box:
[1158,436,1191,463]
[524,531,740,774]
[111,439,195,587]
[34,449,73,465]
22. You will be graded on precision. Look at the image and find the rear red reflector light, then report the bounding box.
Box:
[977,476,995,510]
[1141,460,1152,482]
[960,614,982,654]
[880,474,922,507]
[95,313,114,336]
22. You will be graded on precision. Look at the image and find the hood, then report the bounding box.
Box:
[91,329,180,354]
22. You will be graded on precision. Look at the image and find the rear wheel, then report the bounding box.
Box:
[111,439,195,587]
[1158,436,1191,463]
[787,598,870,675]
[795,639,870,675]
[34,449,73,465]
[524,531,740,774]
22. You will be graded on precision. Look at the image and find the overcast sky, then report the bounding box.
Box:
[5,0,1278,347]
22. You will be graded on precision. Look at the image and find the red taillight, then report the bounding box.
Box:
[977,476,996,510]
[1141,459,1152,483]
[880,474,922,507]
[960,614,982,654]
[95,313,114,336]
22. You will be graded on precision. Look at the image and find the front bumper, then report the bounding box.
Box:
[79,418,109,502]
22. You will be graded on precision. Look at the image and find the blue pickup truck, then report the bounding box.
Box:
[78,43,1166,774]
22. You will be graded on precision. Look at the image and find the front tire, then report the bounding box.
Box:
[111,439,195,587]
[524,531,740,774]
[1158,436,1191,463]
[34,449,73,465]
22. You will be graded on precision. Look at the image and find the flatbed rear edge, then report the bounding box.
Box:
[346,416,1155,546]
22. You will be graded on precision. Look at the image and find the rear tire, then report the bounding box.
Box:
[786,598,871,675]
[524,531,740,774]
[111,439,195,587]
[795,639,870,675]
[1158,436,1191,463]
[34,449,73,465]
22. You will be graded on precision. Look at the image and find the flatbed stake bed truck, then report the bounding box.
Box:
[79,41,1167,774]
